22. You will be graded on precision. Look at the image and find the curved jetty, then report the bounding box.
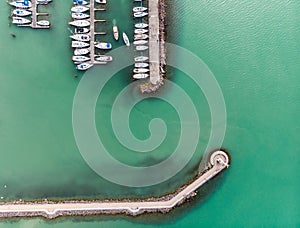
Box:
[0,150,229,219]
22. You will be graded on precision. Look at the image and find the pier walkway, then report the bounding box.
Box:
[148,0,161,85]
[90,0,95,65]
[0,151,230,219]
[89,0,106,65]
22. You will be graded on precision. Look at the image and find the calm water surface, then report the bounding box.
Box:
[0,0,299,227]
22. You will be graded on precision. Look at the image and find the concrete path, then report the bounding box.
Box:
[148,0,161,85]
[0,151,229,218]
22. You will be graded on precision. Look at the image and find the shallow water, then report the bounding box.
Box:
[0,0,299,227]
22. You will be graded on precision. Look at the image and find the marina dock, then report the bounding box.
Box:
[148,0,161,85]
[0,151,230,219]
[9,0,51,29]
[29,0,50,29]
[89,0,95,65]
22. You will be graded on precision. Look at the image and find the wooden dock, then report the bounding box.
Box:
[148,0,161,85]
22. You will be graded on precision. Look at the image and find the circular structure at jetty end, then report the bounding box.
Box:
[210,150,230,167]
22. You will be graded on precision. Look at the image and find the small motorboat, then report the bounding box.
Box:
[135,62,149,68]
[73,0,89,5]
[113,25,119,40]
[134,56,148,62]
[136,45,148,51]
[95,42,112,50]
[12,9,32,17]
[12,17,31,24]
[37,0,52,4]
[74,27,89,34]
[122,32,130,46]
[135,23,148,29]
[134,29,148,34]
[134,34,148,40]
[134,12,148,18]
[9,1,32,8]
[70,34,90,41]
[72,12,89,19]
[96,0,106,4]
[133,7,147,12]
[133,68,149,73]
[95,55,113,62]
[72,55,90,62]
[71,5,90,13]
[133,74,149,79]
[37,20,50,26]
[74,48,90,55]
[72,41,90,48]
[69,20,90,27]
[76,62,93,70]
[133,40,148,45]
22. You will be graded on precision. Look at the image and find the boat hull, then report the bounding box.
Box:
[72,41,90,48]
[74,48,90,55]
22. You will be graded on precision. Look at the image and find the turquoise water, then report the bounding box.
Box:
[0,0,299,227]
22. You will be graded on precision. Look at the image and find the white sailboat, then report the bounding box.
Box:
[72,12,89,19]
[69,20,90,27]
[70,34,90,42]
[74,27,89,34]
[12,9,32,17]
[134,29,148,34]
[134,12,148,18]
[133,74,149,79]
[76,62,93,70]
[136,45,148,51]
[134,56,148,62]
[74,48,90,55]
[37,20,50,26]
[71,5,90,13]
[135,62,149,68]
[72,55,90,62]
[37,0,52,4]
[95,42,112,50]
[9,1,32,8]
[73,0,89,5]
[113,25,119,40]
[135,23,148,29]
[72,41,90,48]
[133,40,148,45]
[12,17,31,24]
[96,0,106,4]
[122,32,130,46]
[133,7,147,12]
[95,55,113,62]
[133,68,149,73]
[134,34,148,40]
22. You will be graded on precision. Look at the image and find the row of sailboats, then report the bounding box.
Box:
[70,0,113,70]
[132,0,150,79]
[9,0,51,27]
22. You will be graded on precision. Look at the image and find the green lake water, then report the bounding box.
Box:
[0,0,299,227]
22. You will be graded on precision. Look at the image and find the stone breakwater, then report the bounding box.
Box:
[0,150,230,219]
[140,0,166,93]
